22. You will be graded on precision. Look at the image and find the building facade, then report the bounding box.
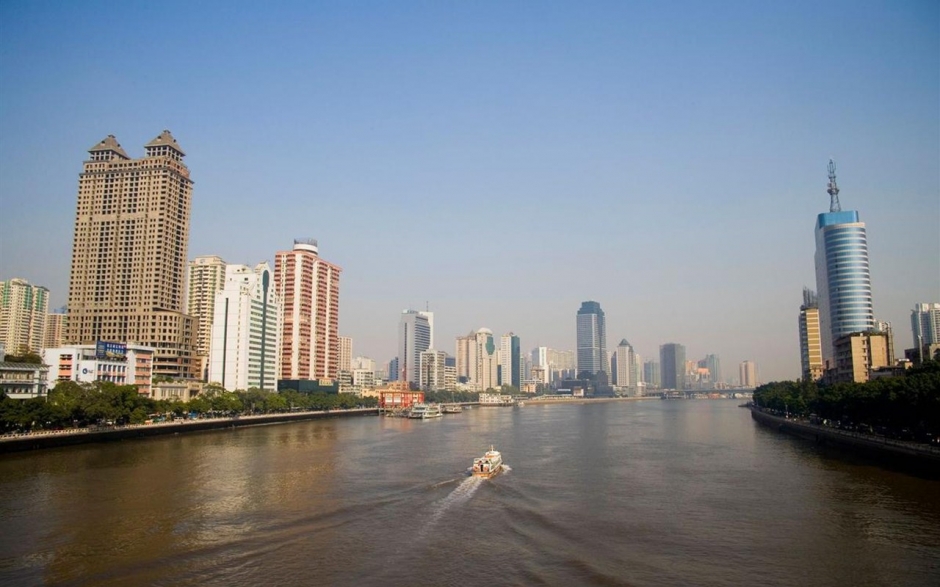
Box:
[208,263,280,391]
[43,343,154,396]
[274,239,342,381]
[455,328,498,391]
[419,348,455,391]
[829,331,889,384]
[614,339,634,389]
[187,255,227,377]
[64,132,198,379]
[498,332,521,389]
[338,336,353,373]
[0,278,49,354]
[798,288,824,382]
[739,360,759,388]
[43,307,68,350]
[576,301,608,377]
[660,343,686,390]
[398,310,431,384]
[911,303,940,348]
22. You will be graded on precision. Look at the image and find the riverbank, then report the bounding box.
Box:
[0,408,379,454]
[749,406,940,478]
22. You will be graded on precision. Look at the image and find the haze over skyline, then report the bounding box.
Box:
[1,1,937,382]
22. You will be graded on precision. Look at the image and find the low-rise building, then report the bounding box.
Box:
[827,331,890,384]
[151,381,204,402]
[0,352,49,399]
[42,342,155,396]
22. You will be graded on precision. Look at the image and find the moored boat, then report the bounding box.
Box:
[408,403,443,419]
[471,446,503,478]
[442,404,463,414]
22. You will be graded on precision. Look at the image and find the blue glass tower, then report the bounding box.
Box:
[814,161,874,366]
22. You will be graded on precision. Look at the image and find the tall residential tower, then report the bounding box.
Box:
[0,278,49,354]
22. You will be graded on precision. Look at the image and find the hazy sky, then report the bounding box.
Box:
[1,1,937,383]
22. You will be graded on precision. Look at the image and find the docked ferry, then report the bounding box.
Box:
[408,403,443,419]
[471,446,503,478]
[442,404,463,414]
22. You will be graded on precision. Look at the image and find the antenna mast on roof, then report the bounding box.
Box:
[827,159,841,212]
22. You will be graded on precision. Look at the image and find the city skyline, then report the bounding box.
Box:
[1,2,937,383]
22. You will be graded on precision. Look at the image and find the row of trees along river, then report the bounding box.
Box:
[0,381,379,434]
[752,360,940,442]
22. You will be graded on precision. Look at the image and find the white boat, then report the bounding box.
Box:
[408,403,443,419]
[442,404,463,414]
[471,446,503,478]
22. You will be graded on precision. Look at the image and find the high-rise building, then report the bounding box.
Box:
[187,255,227,376]
[614,339,634,388]
[576,301,608,376]
[660,343,686,390]
[798,288,824,382]
[739,360,759,388]
[208,263,280,391]
[702,354,721,387]
[498,332,521,388]
[911,303,940,348]
[275,239,342,381]
[455,328,498,391]
[398,310,431,384]
[0,278,49,354]
[420,310,434,350]
[64,132,198,379]
[43,307,68,350]
[339,336,353,372]
[814,160,874,367]
[420,348,454,391]
[644,360,660,389]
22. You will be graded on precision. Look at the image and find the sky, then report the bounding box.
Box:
[0,1,937,383]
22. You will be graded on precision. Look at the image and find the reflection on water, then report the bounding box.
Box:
[1,401,938,586]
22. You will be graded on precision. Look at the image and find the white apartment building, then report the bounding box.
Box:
[187,255,227,376]
[1,278,49,354]
[209,263,281,391]
[43,343,155,396]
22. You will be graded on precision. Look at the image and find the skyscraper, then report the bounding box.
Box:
[614,339,634,388]
[644,360,661,389]
[398,310,431,384]
[703,354,721,387]
[275,239,342,381]
[814,160,874,367]
[455,328,498,391]
[911,303,940,348]
[498,332,521,388]
[209,263,280,391]
[660,343,686,390]
[0,278,48,354]
[338,336,353,373]
[576,301,607,376]
[187,255,227,377]
[65,132,198,379]
[798,288,824,382]
[739,360,759,388]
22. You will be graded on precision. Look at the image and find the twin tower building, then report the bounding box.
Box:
[65,132,340,391]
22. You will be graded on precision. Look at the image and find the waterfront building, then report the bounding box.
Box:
[274,239,342,381]
[1,278,49,355]
[151,381,204,402]
[455,328,498,391]
[660,343,686,390]
[829,331,889,384]
[644,360,661,389]
[352,368,376,391]
[576,301,608,377]
[814,160,874,367]
[798,288,823,382]
[398,310,431,384]
[498,332,521,388]
[43,307,68,350]
[208,263,280,391]
[420,348,454,391]
[739,360,759,388]
[65,132,198,380]
[339,336,352,373]
[614,339,634,389]
[911,303,940,349]
[0,344,49,399]
[43,343,154,396]
[187,255,227,378]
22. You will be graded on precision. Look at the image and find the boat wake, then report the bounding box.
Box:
[420,476,483,536]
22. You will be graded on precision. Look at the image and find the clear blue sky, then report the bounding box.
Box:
[1,1,937,383]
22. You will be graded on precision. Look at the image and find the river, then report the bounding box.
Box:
[1,400,937,586]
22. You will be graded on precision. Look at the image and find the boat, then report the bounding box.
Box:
[513,400,525,408]
[442,404,463,414]
[408,403,443,419]
[471,446,503,478]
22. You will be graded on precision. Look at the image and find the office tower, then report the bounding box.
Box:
[911,303,940,348]
[275,239,342,381]
[43,307,68,350]
[797,288,823,382]
[614,339,634,388]
[339,336,352,372]
[498,332,521,388]
[644,360,660,389]
[739,360,759,388]
[420,310,434,349]
[660,343,686,390]
[187,255,227,375]
[455,328,498,391]
[0,278,49,354]
[208,263,280,391]
[398,310,431,384]
[814,160,874,366]
[64,132,198,379]
[576,301,608,376]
